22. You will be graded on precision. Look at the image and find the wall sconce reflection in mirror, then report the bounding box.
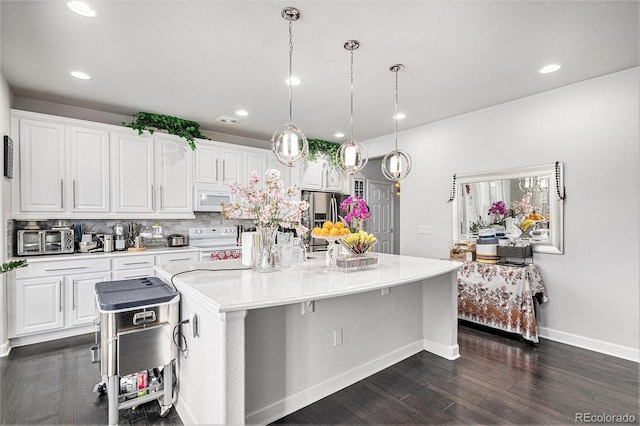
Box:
[450,162,565,254]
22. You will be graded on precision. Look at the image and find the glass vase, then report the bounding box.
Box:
[255,225,280,273]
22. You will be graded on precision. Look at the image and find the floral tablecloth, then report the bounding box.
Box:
[457,262,549,343]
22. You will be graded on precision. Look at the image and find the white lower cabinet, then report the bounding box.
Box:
[12,258,111,337]
[10,250,199,343]
[14,275,65,335]
[66,271,111,327]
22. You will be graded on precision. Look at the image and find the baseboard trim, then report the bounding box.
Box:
[423,338,460,360]
[174,393,196,426]
[245,339,424,425]
[9,324,94,348]
[538,327,639,363]
[0,339,11,357]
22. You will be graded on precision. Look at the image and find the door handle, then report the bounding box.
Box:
[73,180,77,209]
[60,179,64,208]
[151,184,155,210]
[216,159,219,182]
[160,185,164,210]
[222,160,226,181]
[59,281,63,313]
[133,311,156,325]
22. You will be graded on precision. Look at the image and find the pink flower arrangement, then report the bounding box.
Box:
[223,169,309,234]
[513,192,533,216]
[487,201,508,217]
[339,196,370,229]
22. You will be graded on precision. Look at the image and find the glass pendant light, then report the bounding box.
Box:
[382,64,412,188]
[271,7,308,167]
[336,40,368,175]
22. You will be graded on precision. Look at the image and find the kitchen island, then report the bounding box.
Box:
[155,254,461,425]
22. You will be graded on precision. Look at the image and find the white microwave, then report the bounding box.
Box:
[193,183,232,212]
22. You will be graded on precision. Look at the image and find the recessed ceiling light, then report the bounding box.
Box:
[70,70,91,80]
[235,110,248,117]
[67,1,96,17]
[539,64,561,74]
[334,132,345,138]
[217,115,240,124]
[393,113,406,120]
[286,77,301,86]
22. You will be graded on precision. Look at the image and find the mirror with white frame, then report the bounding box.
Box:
[451,163,564,254]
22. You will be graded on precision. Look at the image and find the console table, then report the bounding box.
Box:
[457,262,548,343]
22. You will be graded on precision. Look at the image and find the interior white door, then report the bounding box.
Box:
[367,180,394,254]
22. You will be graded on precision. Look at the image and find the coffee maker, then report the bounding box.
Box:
[113,223,126,251]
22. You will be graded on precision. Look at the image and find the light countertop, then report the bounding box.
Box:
[154,254,462,313]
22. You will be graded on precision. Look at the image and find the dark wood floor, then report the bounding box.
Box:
[0,333,182,425]
[273,323,639,425]
[1,324,638,425]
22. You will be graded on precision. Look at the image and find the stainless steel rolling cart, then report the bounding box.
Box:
[93,277,179,426]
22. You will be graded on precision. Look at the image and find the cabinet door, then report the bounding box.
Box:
[111,132,154,212]
[70,126,110,212]
[156,138,193,213]
[14,276,64,336]
[67,272,111,327]
[245,151,268,187]
[220,147,243,184]
[268,156,292,189]
[326,164,346,193]
[300,159,325,191]
[195,141,220,184]
[19,119,66,212]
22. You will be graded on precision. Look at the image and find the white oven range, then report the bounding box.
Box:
[188,226,241,262]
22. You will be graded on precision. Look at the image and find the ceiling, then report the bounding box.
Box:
[1,1,638,145]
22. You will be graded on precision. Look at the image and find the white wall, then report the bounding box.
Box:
[0,71,13,353]
[364,68,640,360]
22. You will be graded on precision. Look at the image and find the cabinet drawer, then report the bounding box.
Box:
[112,255,155,270]
[155,252,198,266]
[112,268,155,280]
[15,258,111,279]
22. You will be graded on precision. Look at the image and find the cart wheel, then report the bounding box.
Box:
[159,405,171,418]
[93,382,106,394]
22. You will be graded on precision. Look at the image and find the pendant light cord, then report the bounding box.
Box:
[349,48,355,141]
[394,69,399,150]
[288,20,294,125]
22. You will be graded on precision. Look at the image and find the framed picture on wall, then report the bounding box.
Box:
[4,135,13,179]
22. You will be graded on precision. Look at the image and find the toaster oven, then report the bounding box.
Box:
[17,229,75,256]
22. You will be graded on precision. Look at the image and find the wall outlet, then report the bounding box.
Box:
[381,287,390,296]
[334,329,343,346]
[301,300,315,315]
[417,225,431,235]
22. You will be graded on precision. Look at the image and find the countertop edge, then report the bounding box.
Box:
[155,255,463,314]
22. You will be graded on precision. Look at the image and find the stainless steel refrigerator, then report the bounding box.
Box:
[301,190,349,252]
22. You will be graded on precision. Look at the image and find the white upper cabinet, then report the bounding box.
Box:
[19,119,66,212]
[155,137,193,213]
[194,140,242,185]
[299,158,348,193]
[111,131,155,213]
[69,126,110,212]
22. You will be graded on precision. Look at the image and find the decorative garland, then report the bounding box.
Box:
[555,161,566,201]
[307,139,340,168]
[122,112,210,150]
[446,174,457,203]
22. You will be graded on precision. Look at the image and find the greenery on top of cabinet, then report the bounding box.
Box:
[122,112,210,150]
[1,259,28,273]
[308,139,340,167]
